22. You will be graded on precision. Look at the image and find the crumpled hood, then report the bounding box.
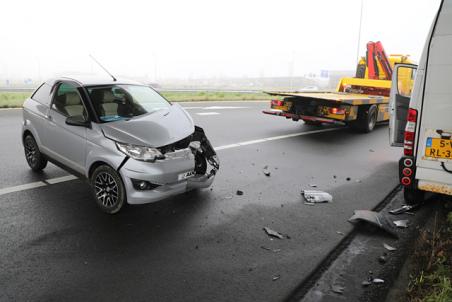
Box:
[100,103,194,147]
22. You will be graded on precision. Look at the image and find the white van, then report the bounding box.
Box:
[389,0,452,204]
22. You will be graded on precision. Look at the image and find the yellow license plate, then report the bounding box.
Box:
[425,138,452,159]
[272,105,288,111]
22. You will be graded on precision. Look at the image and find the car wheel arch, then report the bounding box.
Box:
[88,161,112,179]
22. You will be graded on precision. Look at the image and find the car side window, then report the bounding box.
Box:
[52,83,88,119]
[31,83,52,106]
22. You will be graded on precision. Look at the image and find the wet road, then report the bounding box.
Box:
[0,102,401,301]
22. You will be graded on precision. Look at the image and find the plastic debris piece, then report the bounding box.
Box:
[372,278,385,284]
[356,179,362,183]
[336,231,345,236]
[383,243,397,251]
[301,190,333,203]
[304,202,316,206]
[348,210,398,237]
[393,220,409,228]
[261,246,281,253]
[263,227,284,239]
[309,184,318,188]
[272,275,280,281]
[361,280,372,287]
[389,204,420,215]
[331,284,345,294]
[236,190,244,196]
[263,170,271,177]
[224,195,233,200]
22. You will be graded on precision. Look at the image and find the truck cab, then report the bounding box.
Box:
[389,0,452,204]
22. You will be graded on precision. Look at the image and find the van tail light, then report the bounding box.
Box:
[401,176,412,186]
[271,100,284,107]
[404,108,418,156]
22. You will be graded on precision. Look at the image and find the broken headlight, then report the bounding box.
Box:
[116,142,164,162]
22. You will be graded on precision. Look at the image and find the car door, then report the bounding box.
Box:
[45,81,88,174]
[389,63,418,146]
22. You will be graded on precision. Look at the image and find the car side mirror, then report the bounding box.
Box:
[65,115,90,128]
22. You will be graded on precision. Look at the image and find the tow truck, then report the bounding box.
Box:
[263,41,414,132]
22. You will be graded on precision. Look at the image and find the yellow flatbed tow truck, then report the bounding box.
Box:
[263,41,414,133]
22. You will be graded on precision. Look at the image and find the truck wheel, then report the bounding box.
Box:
[403,187,425,205]
[351,105,378,133]
[91,165,126,214]
[24,134,48,172]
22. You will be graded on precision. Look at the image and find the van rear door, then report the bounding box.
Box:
[389,64,418,147]
[415,0,452,195]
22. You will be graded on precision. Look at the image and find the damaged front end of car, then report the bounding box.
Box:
[157,126,219,190]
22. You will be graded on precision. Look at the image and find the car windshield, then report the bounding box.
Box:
[87,85,170,122]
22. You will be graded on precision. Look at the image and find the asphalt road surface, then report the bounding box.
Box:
[0,101,401,301]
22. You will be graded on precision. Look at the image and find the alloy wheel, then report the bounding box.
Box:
[94,172,119,208]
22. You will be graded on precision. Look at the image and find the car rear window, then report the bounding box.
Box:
[31,83,52,106]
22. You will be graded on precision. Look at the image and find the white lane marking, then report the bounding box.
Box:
[213,128,341,151]
[0,181,47,196]
[0,127,341,196]
[196,112,220,116]
[45,175,78,184]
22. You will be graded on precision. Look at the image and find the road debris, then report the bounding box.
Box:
[348,210,398,237]
[383,243,397,251]
[260,246,281,253]
[301,190,333,203]
[389,204,421,215]
[336,231,345,236]
[393,220,409,228]
[309,184,318,188]
[263,166,271,177]
[236,190,244,196]
[378,254,387,264]
[224,195,233,200]
[272,275,281,281]
[372,278,385,284]
[331,284,345,294]
[346,177,351,181]
[369,149,375,152]
[263,227,284,239]
[361,280,372,287]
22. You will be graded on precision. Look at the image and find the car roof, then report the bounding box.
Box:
[45,75,144,87]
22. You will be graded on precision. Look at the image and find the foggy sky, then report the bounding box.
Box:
[0,0,441,81]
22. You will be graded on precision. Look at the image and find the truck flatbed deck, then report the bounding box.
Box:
[264,91,388,106]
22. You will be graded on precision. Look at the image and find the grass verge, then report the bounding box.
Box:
[406,202,452,302]
[0,91,273,108]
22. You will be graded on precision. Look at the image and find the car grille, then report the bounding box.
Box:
[158,134,193,154]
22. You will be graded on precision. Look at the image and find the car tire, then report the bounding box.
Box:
[403,187,425,205]
[91,165,126,214]
[24,134,48,172]
[351,105,378,133]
